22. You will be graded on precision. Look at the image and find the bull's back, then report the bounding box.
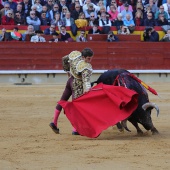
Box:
[97,69,129,85]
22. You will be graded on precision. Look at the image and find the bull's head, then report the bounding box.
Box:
[121,102,159,132]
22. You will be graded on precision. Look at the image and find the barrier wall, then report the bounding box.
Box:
[0,42,170,70]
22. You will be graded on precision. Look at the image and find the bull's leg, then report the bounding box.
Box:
[116,122,124,132]
[151,126,159,135]
[128,120,143,134]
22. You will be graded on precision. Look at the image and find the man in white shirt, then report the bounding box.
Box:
[30,30,46,42]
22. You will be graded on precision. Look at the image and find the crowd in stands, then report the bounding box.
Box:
[0,0,170,42]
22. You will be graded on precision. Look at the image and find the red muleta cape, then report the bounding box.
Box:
[58,83,138,138]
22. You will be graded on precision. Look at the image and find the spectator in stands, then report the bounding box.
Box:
[75,12,88,28]
[8,0,17,11]
[118,25,130,34]
[31,5,41,18]
[97,5,110,20]
[121,3,133,20]
[99,12,112,27]
[145,0,158,16]
[58,0,69,13]
[31,30,46,42]
[69,0,82,12]
[134,10,144,26]
[1,9,15,25]
[20,0,32,17]
[60,5,69,19]
[14,11,26,25]
[123,13,135,33]
[108,4,119,26]
[49,32,62,42]
[107,31,119,42]
[45,0,54,12]
[14,3,25,18]
[88,24,101,34]
[0,2,4,11]
[10,27,22,41]
[40,11,51,25]
[83,0,100,13]
[118,1,133,13]
[156,13,169,26]
[34,0,42,13]
[62,11,75,26]
[160,29,170,42]
[143,26,159,42]
[0,2,14,19]
[143,5,154,20]
[49,3,59,20]
[114,13,124,30]
[155,5,168,20]
[59,25,72,42]
[26,10,41,26]
[84,3,98,19]
[41,6,51,20]
[76,30,87,42]
[134,2,144,16]
[97,0,105,9]
[51,12,63,28]
[106,0,118,12]
[144,12,157,27]
[0,28,6,41]
[22,24,35,41]
[88,12,99,26]
[44,24,56,34]
[71,3,83,20]
[162,0,170,20]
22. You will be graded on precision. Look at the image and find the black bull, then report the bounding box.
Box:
[92,69,159,135]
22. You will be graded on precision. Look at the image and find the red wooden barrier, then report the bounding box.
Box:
[0,26,164,31]
[0,42,169,70]
[87,34,141,41]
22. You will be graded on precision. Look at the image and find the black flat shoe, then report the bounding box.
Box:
[49,122,60,134]
[72,131,80,135]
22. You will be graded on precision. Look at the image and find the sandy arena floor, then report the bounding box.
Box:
[0,82,170,170]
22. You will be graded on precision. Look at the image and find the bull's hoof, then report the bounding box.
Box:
[137,130,143,135]
[152,130,159,135]
[151,127,159,135]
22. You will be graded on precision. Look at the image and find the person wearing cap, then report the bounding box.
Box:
[49,32,61,42]
[30,30,46,42]
[121,3,133,20]
[118,2,133,13]
[49,48,94,135]
[1,9,15,25]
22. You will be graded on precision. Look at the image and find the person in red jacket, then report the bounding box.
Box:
[1,10,15,25]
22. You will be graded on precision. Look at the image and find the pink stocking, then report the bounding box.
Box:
[53,109,60,127]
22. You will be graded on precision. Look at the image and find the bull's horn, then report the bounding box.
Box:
[142,102,159,117]
[121,119,131,132]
